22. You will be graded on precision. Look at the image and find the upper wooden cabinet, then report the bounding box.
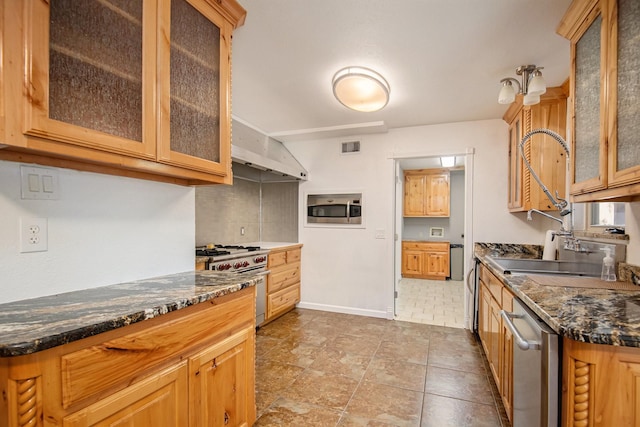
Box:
[404,169,450,217]
[503,86,568,212]
[0,0,245,185]
[557,0,640,202]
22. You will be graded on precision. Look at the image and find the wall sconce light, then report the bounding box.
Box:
[440,156,455,167]
[332,66,390,112]
[498,65,546,106]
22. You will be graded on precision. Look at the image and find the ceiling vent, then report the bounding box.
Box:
[341,140,361,154]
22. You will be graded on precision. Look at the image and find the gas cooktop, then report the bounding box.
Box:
[195,245,263,258]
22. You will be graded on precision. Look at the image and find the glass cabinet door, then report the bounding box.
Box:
[570,4,607,194]
[608,0,640,186]
[157,0,231,177]
[24,0,156,158]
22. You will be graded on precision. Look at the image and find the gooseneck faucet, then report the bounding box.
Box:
[527,209,573,239]
[519,129,572,216]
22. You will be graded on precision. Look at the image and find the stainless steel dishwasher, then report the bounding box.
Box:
[501,298,559,427]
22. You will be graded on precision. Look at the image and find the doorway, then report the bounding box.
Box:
[392,151,474,329]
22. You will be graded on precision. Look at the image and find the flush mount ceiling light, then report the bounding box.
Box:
[440,156,455,168]
[498,65,546,106]
[332,66,390,112]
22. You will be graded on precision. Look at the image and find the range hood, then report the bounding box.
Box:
[232,118,308,182]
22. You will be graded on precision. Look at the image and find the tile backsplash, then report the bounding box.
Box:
[195,179,298,245]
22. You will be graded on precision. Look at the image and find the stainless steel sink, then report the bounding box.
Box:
[485,256,601,277]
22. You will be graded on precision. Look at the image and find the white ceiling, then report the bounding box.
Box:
[231,0,572,141]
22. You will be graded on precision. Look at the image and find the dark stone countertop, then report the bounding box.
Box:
[0,270,262,357]
[475,242,640,347]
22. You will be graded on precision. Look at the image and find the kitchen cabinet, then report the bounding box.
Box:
[557,0,640,202]
[499,288,514,420]
[401,241,450,280]
[189,329,254,427]
[266,244,302,323]
[562,337,640,426]
[403,169,450,217]
[477,264,514,422]
[0,0,245,186]
[503,86,568,212]
[0,287,256,427]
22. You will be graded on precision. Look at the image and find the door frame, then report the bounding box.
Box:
[391,148,475,329]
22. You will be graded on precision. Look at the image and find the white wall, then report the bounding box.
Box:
[286,119,563,317]
[0,160,195,304]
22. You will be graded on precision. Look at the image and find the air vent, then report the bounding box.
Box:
[341,140,361,154]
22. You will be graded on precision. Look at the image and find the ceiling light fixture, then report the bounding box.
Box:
[498,65,546,106]
[332,66,390,112]
[440,156,455,168]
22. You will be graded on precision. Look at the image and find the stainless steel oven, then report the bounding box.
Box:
[307,193,362,224]
[501,298,559,427]
[197,245,270,327]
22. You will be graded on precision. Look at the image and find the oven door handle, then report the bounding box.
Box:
[500,310,541,351]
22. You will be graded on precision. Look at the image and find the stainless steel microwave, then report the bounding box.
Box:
[307,193,362,224]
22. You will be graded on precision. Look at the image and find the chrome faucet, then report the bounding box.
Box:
[519,129,572,216]
[527,209,571,236]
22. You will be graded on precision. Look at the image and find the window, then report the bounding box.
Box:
[590,202,625,227]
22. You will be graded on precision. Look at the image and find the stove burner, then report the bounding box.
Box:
[195,249,231,256]
[215,245,262,251]
[216,245,260,252]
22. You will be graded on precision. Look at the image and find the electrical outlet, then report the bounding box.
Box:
[20,217,48,253]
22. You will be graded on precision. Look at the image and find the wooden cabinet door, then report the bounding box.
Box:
[606,0,640,188]
[478,281,491,357]
[426,173,450,216]
[500,289,514,422]
[424,251,449,279]
[403,174,427,216]
[189,327,255,427]
[17,0,157,158]
[63,362,188,427]
[157,0,232,177]
[488,296,501,386]
[562,0,608,195]
[402,249,423,276]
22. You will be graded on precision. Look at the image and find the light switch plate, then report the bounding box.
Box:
[21,165,59,200]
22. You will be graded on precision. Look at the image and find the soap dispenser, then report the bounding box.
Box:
[601,247,617,282]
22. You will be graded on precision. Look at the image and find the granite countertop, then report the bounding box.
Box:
[0,270,262,357]
[475,243,640,347]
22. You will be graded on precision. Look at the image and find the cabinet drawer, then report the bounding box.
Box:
[480,265,503,305]
[267,285,300,319]
[287,249,301,263]
[268,263,300,293]
[402,241,449,252]
[60,289,254,408]
[268,251,287,268]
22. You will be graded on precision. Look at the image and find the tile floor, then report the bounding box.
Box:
[254,308,510,427]
[395,278,465,328]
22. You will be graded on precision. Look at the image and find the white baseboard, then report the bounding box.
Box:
[296,301,388,319]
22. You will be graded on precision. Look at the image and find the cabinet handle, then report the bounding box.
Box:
[224,411,230,424]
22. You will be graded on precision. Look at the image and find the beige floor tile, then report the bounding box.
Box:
[395,279,465,328]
